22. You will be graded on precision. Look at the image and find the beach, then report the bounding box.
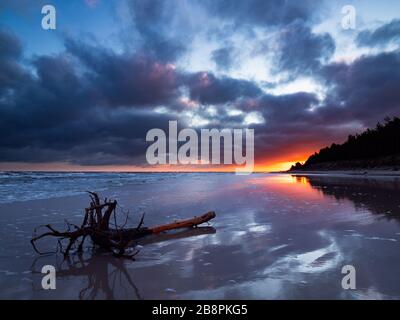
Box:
[289,170,400,177]
[1,172,400,299]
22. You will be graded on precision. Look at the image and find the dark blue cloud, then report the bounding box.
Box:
[185,72,263,105]
[357,19,400,47]
[0,28,266,165]
[128,0,186,62]
[65,38,180,107]
[0,28,28,93]
[0,28,22,58]
[203,0,320,28]
[0,0,399,167]
[319,50,400,126]
[275,21,335,77]
[0,25,398,165]
[211,46,236,71]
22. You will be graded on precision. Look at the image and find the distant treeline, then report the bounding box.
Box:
[291,117,400,171]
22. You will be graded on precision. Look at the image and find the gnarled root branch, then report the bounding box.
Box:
[31,192,216,258]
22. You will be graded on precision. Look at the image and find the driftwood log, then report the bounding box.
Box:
[31,191,216,258]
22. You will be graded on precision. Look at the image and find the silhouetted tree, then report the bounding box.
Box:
[292,117,400,170]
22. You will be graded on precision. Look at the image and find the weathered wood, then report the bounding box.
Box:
[150,211,216,234]
[31,192,216,258]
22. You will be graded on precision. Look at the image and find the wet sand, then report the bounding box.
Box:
[1,173,400,299]
[289,170,400,176]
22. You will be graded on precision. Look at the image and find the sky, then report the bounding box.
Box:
[0,0,399,172]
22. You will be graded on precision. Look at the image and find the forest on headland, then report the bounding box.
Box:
[290,117,400,171]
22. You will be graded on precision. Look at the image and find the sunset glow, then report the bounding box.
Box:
[0,1,399,172]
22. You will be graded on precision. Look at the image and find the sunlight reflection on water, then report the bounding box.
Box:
[1,173,400,299]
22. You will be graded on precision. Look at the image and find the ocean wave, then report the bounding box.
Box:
[0,172,180,204]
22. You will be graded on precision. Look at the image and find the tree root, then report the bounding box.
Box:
[31,191,216,258]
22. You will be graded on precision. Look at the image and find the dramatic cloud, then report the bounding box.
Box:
[211,46,236,71]
[275,21,335,77]
[0,29,27,93]
[320,50,400,126]
[0,30,178,164]
[203,0,320,28]
[65,38,180,107]
[127,0,188,62]
[0,1,399,169]
[0,28,22,58]
[185,72,263,105]
[0,29,263,165]
[357,19,400,47]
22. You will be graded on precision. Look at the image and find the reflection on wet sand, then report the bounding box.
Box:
[294,175,400,221]
[31,253,142,300]
[44,176,400,299]
[138,226,216,246]
[3,173,400,299]
[31,227,215,300]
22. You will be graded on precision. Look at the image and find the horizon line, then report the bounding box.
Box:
[0,169,283,174]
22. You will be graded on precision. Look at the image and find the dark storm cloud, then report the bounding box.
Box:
[258,92,318,121]
[0,28,269,165]
[65,37,261,109]
[203,0,320,28]
[0,29,181,165]
[125,0,325,69]
[184,72,263,105]
[1,27,398,166]
[0,28,22,58]
[65,38,180,107]
[357,19,400,47]
[127,0,186,62]
[221,48,400,162]
[204,90,339,164]
[319,50,400,125]
[246,49,400,162]
[275,21,335,77]
[256,50,400,159]
[211,46,236,71]
[0,109,176,165]
[0,28,28,93]
[0,0,399,168]
[197,1,333,81]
